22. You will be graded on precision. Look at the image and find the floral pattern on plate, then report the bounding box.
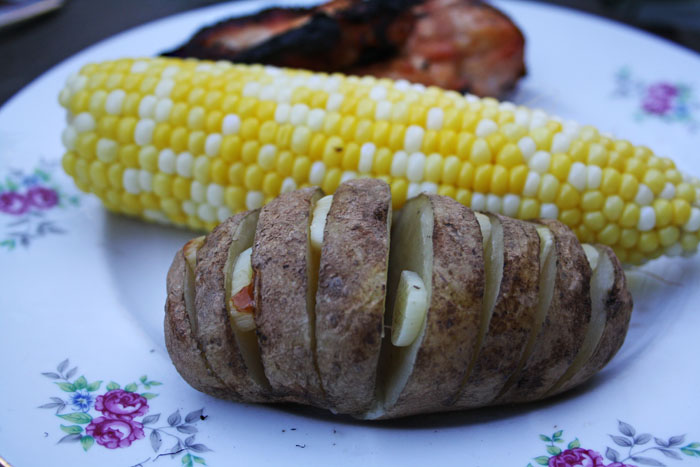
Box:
[39,359,212,467]
[613,67,699,131]
[0,160,80,250]
[527,421,700,467]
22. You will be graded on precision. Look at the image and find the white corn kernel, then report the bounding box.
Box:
[326,93,344,111]
[222,114,241,134]
[406,182,422,200]
[486,194,502,213]
[158,149,176,174]
[426,107,444,130]
[290,104,309,126]
[246,191,264,209]
[61,126,77,150]
[358,143,376,173]
[154,99,173,122]
[470,193,486,211]
[540,203,559,219]
[105,90,126,115]
[529,151,551,174]
[567,162,587,191]
[155,78,175,98]
[190,181,206,203]
[369,85,387,100]
[176,152,194,178]
[586,165,602,190]
[161,65,180,78]
[280,177,297,194]
[637,206,656,232]
[659,182,675,200]
[182,200,196,216]
[139,170,153,192]
[307,109,325,131]
[551,133,572,153]
[375,101,392,120]
[138,95,157,118]
[207,183,224,206]
[217,206,233,222]
[390,150,408,177]
[502,194,520,217]
[205,134,222,157]
[517,137,536,160]
[404,126,425,153]
[475,119,498,137]
[134,119,155,145]
[406,152,426,182]
[242,82,261,97]
[74,112,96,132]
[258,144,277,170]
[420,182,438,194]
[96,138,118,163]
[123,169,141,194]
[634,184,654,206]
[197,203,217,223]
[274,104,290,124]
[684,208,700,232]
[523,172,541,197]
[131,61,149,73]
[309,161,326,185]
[340,171,357,183]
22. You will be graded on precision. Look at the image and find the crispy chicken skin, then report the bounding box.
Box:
[163,0,525,97]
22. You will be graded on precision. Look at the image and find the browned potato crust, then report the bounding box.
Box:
[164,250,233,399]
[495,219,592,404]
[194,212,272,403]
[382,195,485,418]
[549,245,632,396]
[252,186,327,407]
[315,179,391,415]
[453,214,539,408]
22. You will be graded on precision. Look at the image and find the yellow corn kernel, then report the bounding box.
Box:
[138,146,158,171]
[152,173,172,197]
[548,154,570,182]
[441,156,460,186]
[576,224,595,243]
[292,157,311,183]
[322,168,342,194]
[262,172,282,197]
[122,192,142,213]
[193,156,210,184]
[119,144,138,167]
[308,134,325,160]
[168,127,187,153]
[579,126,599,142]
[620,203,640,228]
[339,116,357,141]
[596,224,620,245]
[388,124,406,151]
[470,138,491,165]
[116,117,137,144]
[62,152,77,177]
[188,131,206,155]
[140,193,160,210]
[437,185,456,199]
[600,168,621,195]
[559,208,581,228]
[569,140,587,162]
[244,164,264,190]
[221,95,238,114]
[258,120,277,144]
[225,186,245,211]
[153,123,171,149]
[436,130,456,155]
[624,158,645,180]
[342,143,360,171]
[88,160,108,189]
[638,232,659,253]
[652,199,672,227]
[228,162,245,185]
[672,199,691,225]
[607,150,626,172]
[188,88,205,106]
[490,166,509,195]
[221,135,241,163]
[172,177,191,200]
[676,182,696,203]
[391,179,408,211]
[98,115,119,138]
[485,133,506,155]
[613,140,634,159]
[681,233,700,252]
[240,118,258,141]
[556,183,580,209]
[241,141,259,164]
[456,133,475,160]
[643,169,665,194]
[583,212,605,231]
[161,197,181,216]
[76,132,97,160]
[424,154,443,183]
[372,121,390,147]
[256,101,276,122]
[519,199,540,220]
[186,216,204,231]
[587,143,608,167]
[530,127,552,150]
[496,143,522,168]
[291,127,312,154]
[620,228,639,248]
[455,188,471,207]
[187,107,205,130]
[665,169,682,184]
[276,151,293,176]
[322,113,341,135]
[538,174,559,203]
[646,156,665,170]
[458,162,474,189]
[354,120,372,144]
[581,190,604,211]
[507,165,527,194]
[618,173,639,201]
[658,226,680,247]
[501,122,527,142]
[374,148,393,175]
[210,159,227,184]
[473,165,493,193]
[237,96,257,118]
[602,195,624,221]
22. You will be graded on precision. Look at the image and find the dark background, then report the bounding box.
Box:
[1,0,699,106]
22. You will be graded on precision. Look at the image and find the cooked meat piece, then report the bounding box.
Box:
[163,0,525,97]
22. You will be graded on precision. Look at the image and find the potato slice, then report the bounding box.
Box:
[547,245,632,397]
[452,214,539,409]
[252,187,326,406]
[315,179,391,415]
[230,247,255,332]
[391,271,428,347]
[194,211,272,402]
[366,194,484,419]
[164,246,232,399]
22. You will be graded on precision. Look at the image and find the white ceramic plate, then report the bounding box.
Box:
[2,1,700,466]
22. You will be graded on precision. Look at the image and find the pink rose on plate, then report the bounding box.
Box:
[0,192,29,215]
[26,186,58,209]
[549,448,606,467]
[607,463,637,467]
[86,416,144,449]
[95,389,149,420]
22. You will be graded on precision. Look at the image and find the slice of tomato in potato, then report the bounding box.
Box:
[231,282,255,314]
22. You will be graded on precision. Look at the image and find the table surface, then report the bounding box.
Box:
[1,0,699,107]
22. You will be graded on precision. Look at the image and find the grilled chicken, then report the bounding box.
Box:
[163,0,525,97]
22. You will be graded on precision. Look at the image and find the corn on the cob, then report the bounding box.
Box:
[58,57,700,264]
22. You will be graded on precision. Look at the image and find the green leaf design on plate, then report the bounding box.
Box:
[539,435,552,442]
[106,381,120,391]
[193,455,206,465]
[149,381,163,386]
[81,435,94,452]
[73,376,87,390]
[141,393,158,400]
[553,430,563,439]
[58,412,92,424]
[86,380,102,392]
[182,453,193,467]
[568,438,581,449]
[140,375,148,383]
[546,445,561,456]
[124,383,138,393]
[55,382,76,392]
[535,456,550,465]
[60,425,83,434]
[681,447,700,457]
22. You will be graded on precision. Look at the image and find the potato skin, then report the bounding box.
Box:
[194,212,272,403]
[549,245,632,396]
[453,214,540,408]
[252,186,326,407]
[164,250,233,399]
[382,195,485,418]
[315,179,391,415]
